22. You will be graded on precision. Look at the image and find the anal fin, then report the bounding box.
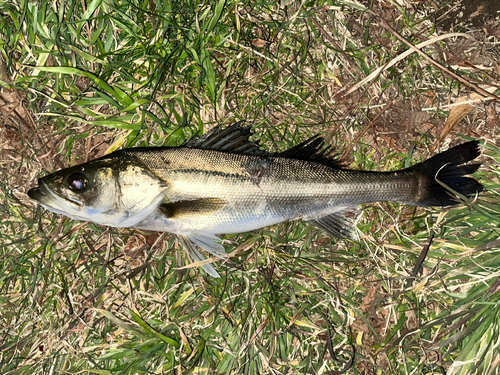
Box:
[308,208,360,241]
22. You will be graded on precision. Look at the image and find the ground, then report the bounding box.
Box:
[1,0,500,374]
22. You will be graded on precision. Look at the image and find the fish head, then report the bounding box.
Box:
[28,156,169,227]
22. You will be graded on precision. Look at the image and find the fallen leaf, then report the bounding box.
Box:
[360,285,378,313]
[431,86,497,151]
[252,39,266,48]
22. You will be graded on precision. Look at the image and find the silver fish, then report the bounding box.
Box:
[28,124,482,277]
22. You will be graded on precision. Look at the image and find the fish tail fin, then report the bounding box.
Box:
[409,141,483,207]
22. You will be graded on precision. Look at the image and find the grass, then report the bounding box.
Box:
[1,0,500,373]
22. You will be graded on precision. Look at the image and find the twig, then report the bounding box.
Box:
[377,17,500,103]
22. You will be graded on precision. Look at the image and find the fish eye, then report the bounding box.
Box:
[67,173,88,191]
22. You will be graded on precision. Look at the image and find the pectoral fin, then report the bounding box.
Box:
[308,207,360,241]
[160,198,226,219]
[176,232,226,278]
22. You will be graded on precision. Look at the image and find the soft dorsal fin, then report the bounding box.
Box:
[184,122,267,155]
[277,135,343,168]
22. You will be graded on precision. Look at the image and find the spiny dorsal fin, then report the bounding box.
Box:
[277,135,343,168]
[184,122,267,155]
[185,123,342,166]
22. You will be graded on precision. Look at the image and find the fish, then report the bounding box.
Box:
[28,124,483,277]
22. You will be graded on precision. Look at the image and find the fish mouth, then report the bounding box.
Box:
[28,178,51,203]
[28,180,82,215]
[28,185,46,200]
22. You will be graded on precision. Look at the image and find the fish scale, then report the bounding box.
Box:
[28,124,483,277]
